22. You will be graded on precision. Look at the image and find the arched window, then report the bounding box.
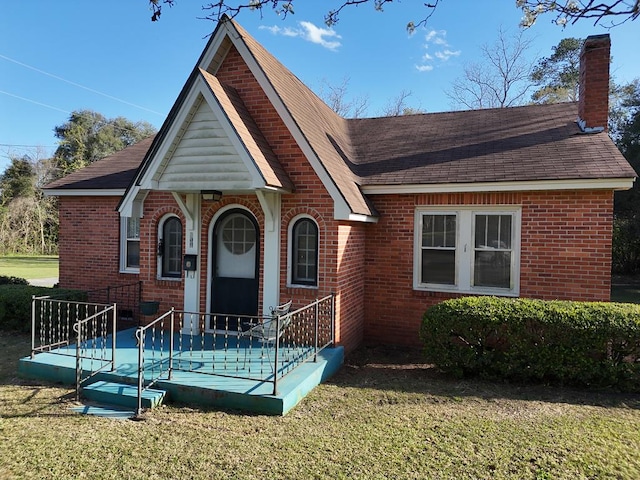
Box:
[159,216,182,278]
[291,217,318,286]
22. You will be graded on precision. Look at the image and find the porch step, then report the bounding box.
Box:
[70,404,136,420]
[82,381,166,409]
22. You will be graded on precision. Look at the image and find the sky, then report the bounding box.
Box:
[1,1,639,172]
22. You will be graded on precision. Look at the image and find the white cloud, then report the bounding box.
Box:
[424,29,447,45]
[416,29,460,73]
[435,49,461,61]
[260,21,342,51]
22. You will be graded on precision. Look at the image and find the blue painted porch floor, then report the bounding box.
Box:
[19,328,344,416]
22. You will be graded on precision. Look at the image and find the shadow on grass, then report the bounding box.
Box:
[330,344,640,410]
[5,330,638,418]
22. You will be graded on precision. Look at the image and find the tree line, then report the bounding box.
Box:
[0,111,156,255]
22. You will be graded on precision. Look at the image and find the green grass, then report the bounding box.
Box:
[0,255,58,280]
[1,336,639,479]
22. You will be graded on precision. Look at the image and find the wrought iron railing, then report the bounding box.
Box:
[134,294,335,415]
[135,309,175,416]
[73,305,117,400]
[31,296,112,357]
[31,295,117,400]
[83,281,142,329]
[31,281,142,356]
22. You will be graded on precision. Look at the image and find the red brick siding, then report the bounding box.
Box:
[363,190,614,346]
[217,46,364,353]
[137,191,185,316]
[335,223,366,351]
[579,35,610,131]
[58,196,138,290]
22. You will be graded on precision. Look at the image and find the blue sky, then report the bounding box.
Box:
[1,1,638,172]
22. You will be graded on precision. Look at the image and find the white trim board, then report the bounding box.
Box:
[362,178,635,195]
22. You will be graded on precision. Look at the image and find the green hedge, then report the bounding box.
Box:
[420,296,640,392]
[0,285,87,332]
[0,275,29,286]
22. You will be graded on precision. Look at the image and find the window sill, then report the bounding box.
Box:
[119,268,140,274]
[156,276,182,282]
[286,283,318,290]
[414,285,519,297]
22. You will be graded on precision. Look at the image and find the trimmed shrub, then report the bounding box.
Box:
[420,297,640,392]
[0,285,87,332]
[0,275,29,286]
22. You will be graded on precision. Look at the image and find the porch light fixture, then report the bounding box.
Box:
[201,190,222,201]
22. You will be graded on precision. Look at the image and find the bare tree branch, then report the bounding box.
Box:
[149,0,638,29]
[446,28,535,110]
[318,77,370,118]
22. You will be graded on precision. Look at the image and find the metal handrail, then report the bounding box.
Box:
[31,296,113,356]
[72,304,117,400]
[135,308,174,417]
[172,294,335,395]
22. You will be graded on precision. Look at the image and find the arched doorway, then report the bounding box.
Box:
[210,208,259,330]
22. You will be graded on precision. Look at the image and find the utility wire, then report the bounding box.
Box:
[0,90,70,114]
[0,53,164,116]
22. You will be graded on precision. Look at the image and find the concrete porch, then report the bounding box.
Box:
[19,327,344,416]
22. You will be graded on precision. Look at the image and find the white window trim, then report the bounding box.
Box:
[156,213,183,281]
[413,206,521,296]
[286,214,320,289]
[119,216,140,274]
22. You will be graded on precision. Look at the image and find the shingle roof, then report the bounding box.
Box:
[45,17,635,213]
[44,136,155,191]
[231,20,375,216]
[348,102,636,185]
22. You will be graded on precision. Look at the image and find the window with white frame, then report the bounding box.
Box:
[120,216,140,273]
[158,215,183,279]
[414,207,520,295]
[289,216,319,287]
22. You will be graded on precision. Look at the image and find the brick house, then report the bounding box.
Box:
[44,20,635,352]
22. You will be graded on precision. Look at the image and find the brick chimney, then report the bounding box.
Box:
[578,34,610,133]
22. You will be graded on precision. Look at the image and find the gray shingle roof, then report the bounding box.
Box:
[348,102,636,185]
[44,136,155,191]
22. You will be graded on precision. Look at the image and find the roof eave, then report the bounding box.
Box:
[43,188,126,197]
[361,177,636,195]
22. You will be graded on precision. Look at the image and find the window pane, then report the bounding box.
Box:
[420,214,456,285]
[474,214,513,288]
[162,217,182,277]
[474,251,511,288]
[292,219,318,285]
[421,250,456,285]
[127,240,140,268]
[422,214,456,248]
[475,215,511,249]
[127,217,140,239]
[222,215,255,255]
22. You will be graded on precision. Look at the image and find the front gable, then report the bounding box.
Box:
[132,67,292,196]
[152,91,255,192]
[120,17,374,222]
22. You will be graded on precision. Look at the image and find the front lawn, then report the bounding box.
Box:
[0,255,59,280]
[1,334,639,479]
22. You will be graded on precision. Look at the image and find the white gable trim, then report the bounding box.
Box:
[361,178,635,195]
[206,22,355,221]
[137,76,266,192]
